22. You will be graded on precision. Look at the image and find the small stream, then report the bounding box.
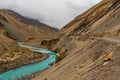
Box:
[0,43,56,80]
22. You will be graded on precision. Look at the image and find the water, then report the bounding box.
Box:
[0,44,56,80]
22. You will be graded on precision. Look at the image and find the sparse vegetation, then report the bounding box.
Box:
[0,45,44,72]
[54,48,59,53]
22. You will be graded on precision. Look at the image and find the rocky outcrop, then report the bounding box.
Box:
[31,0,120,80]
[40,38,59,49]
[55,53,65,63]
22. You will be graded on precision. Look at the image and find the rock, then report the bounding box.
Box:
[103,52,113,61]
[56,53,64,63]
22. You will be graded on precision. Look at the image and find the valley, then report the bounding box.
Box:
[0,0,120,80]
[0,9,57,79]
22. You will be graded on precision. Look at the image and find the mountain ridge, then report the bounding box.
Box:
[0,9,57,42]
[1,9,59,31]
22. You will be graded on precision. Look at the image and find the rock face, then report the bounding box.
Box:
[31,0,120,80]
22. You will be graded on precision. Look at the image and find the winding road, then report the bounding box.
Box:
[92,37,120,44]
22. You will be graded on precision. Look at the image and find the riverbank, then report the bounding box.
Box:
[0,44,56,80]
[0,47,49,73]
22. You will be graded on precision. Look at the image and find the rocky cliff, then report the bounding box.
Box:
[32,0,120,80]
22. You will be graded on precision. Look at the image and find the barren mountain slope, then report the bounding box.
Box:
[32,0,120,80]
[4,9,58,31]
[0,10,57,42]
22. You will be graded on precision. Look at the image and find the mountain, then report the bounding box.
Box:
[3,9,58,31]
[0,9,57,72]
[0,9,58,42]
[31,0,120,80]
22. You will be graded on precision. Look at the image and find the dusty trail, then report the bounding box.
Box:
[92,37,120,44]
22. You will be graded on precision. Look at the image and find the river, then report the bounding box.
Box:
[0,43,56,80]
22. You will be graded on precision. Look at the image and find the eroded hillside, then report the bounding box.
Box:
[31,0,120,80]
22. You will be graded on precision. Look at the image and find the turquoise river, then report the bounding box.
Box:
[0,43,56,80]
